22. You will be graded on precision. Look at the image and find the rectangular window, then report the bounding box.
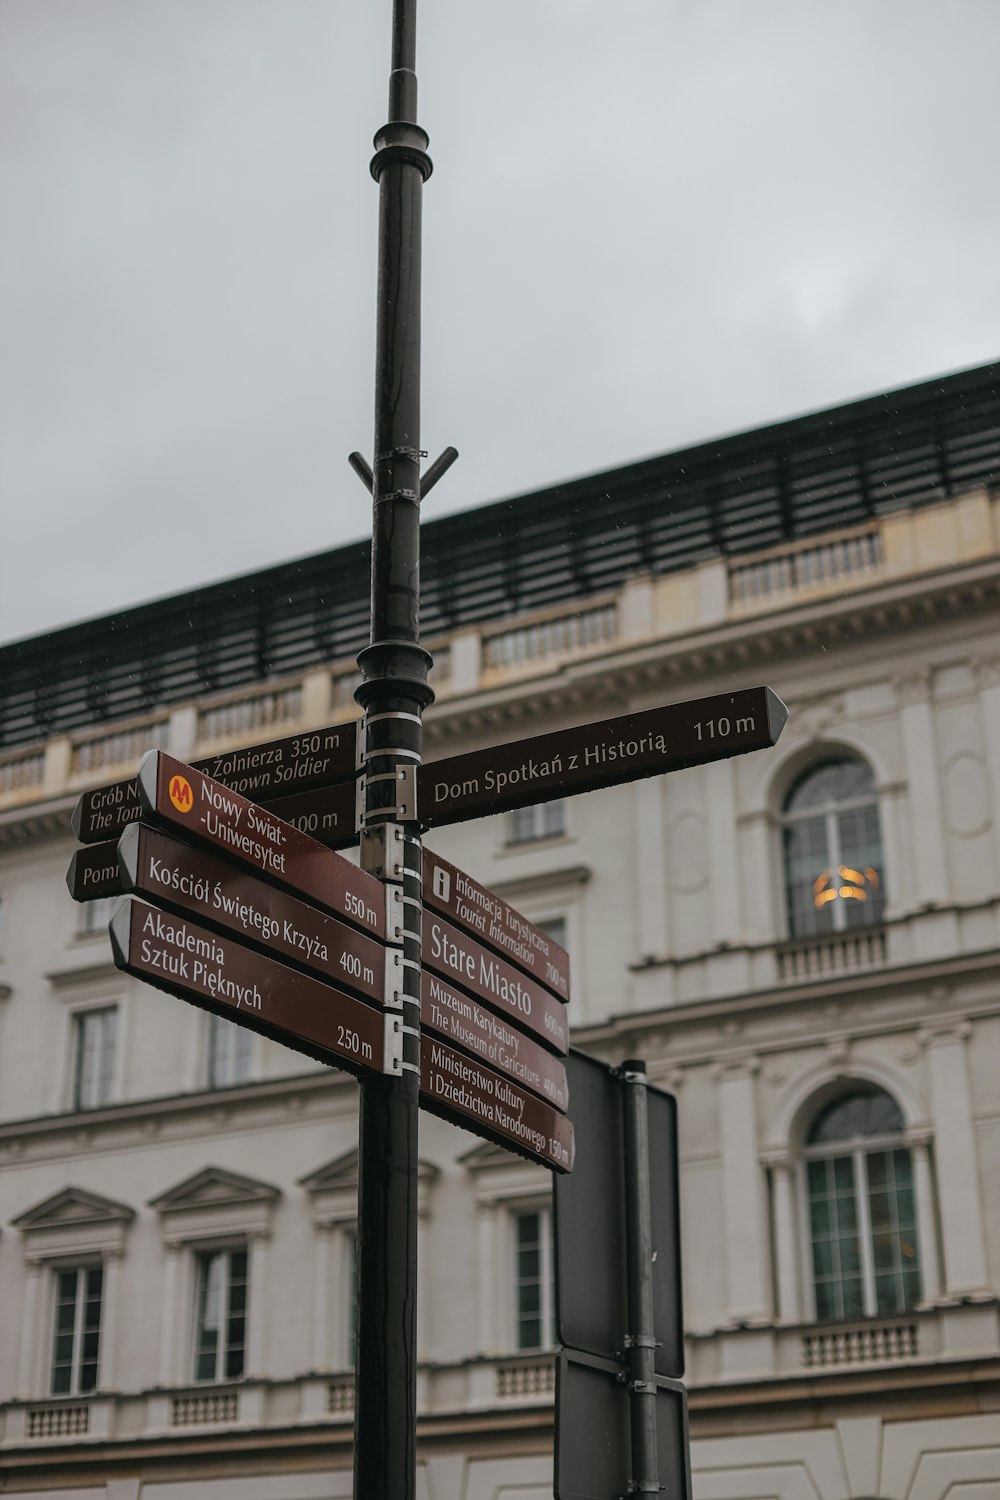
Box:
[514,1209,555,1350]
[194,1247,248,1381]
[538,915,567,950]
[73,1008,117,1111]
[509,800,565,845]
[79,896,118,936]
[51,1265,103,1395]
[207,1014,253,1089]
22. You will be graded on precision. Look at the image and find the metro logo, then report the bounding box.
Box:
[168,774,194,814]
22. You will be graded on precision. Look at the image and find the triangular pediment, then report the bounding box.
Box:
[148,1166,281,1214]
[12,1186,135,1231]
[298,1149,358,1193]
[298,1149,440,1194]
[459,1141,513,1172]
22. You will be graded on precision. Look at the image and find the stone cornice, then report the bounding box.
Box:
[0,1069,354,1150]
[580,944,1000,1051]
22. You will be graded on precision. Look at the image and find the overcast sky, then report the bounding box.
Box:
[2,0,999,646]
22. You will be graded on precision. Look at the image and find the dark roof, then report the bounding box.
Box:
[2,360,998,749]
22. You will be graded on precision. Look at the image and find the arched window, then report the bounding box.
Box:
[804,1088,920,1321]
[782,756,885,939]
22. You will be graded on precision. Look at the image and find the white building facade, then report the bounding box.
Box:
[1,367,999,1498]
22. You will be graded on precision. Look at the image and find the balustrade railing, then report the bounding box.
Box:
[730,525,882,607]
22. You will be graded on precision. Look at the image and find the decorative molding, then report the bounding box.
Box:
[894,669,933,707]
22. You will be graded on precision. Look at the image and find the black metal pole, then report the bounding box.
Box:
[621,1059,660,1496]
[352,4,432,1499]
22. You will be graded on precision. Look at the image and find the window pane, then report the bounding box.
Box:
[807,1089,904,1145]
[51,1266,102,1395]
[74,1008,116,1110]
[514,1210,551,1350]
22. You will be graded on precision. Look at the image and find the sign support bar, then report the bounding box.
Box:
[351,5,442,1499]
[622,1059,660,1497]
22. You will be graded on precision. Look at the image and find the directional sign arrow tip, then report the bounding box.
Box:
[118,822,140,888]
[108,897,132,971]
[136,749,160,814]
[765,687,789,743]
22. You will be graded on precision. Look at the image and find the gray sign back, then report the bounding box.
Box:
[554,1049,683,1378]
[555,1349,691,1500]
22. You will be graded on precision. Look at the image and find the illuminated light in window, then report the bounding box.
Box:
[813,864,880,909]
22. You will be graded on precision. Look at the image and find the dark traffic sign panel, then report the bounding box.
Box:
[555,1350,691,1500]
[419,1034,574,1172]
[72,721,361,843]
[421,969,568,1111]
[422,846,570,1001]
[66,839,121,903]
[555,1051,683,1378]
[111,896,395,1079]
[423,909,568,1055]
[135,751,387,940]
[419,686,786,828]
[118,824,393,1009]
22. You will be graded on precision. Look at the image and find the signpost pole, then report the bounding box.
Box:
[352,4,431,1500]
[621,1059,659,1496]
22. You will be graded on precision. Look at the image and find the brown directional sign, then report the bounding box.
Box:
[72,722,361,844]
[418,686,787,828]
[67,839,122,903]
[422,847,570,1001]
[118,824,393,1009]
[110,896,394,1079]
[420,1034,574,1172]
[421,969,568,1111]
[423,910,568,1055]
[134,751,386,940]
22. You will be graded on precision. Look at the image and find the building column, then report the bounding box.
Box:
[98,1248,124,1390]
[705,758,741,946]
[311,1223,334,1372]
[476,1199,498,1353]
[17,1259,44,1398]
[717,1060,771,1323]
[159,1242,182,1385]
[973,654,1000,877]
[768,1157,800,1324]
[895,671,949,905]
[633,778,669,962]
[738,810,776,942]
[922,1024,990,1297]
[908,1135,941,1304]
[246,1231,271,1377]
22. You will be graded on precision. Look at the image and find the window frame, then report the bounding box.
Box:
[206,1011,255,1090]
[192,1244,249,1384]
[49,1262,104,1396]
[72,1004,118,1112]
[781,756,885,939]
[508,799,567,846]
[800,1093,921,1323]
[512,1205,556,1352]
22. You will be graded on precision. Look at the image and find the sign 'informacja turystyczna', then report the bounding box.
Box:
[417,686,786,827]
[110,896,394,1078]
[422,846,570,1001]
[133,750,388,940]
[71,721,362,843]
